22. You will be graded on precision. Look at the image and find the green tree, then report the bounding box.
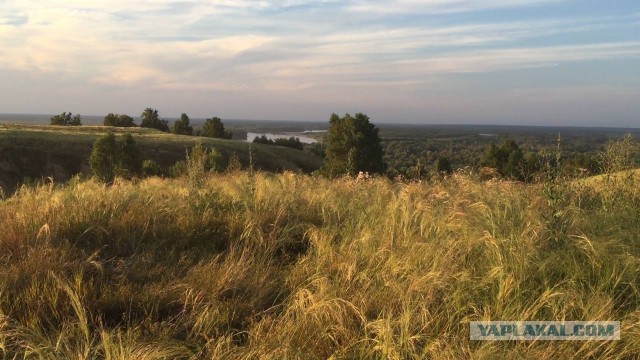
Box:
[171,113,194,135]
[253,135,271,144]
[50,112,82,126]
[89,132,119,183]
[252,135,304,150]
[434,157,452,175]
[480,143,501,169]
[504,147,524,179]
[89,133,142,183]
[140,108,169,132]
[202,116,232,139]
[104,113,135,127]
[480,139,525,180]
[119,133,142,175]
[322,113,384,177]
[274,137,304,150]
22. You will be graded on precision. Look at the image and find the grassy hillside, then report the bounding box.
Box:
[0,170,638,358]
[0,124,322,192]
[576,169,640,188]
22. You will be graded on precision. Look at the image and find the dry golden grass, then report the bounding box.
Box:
[0,170,639,359]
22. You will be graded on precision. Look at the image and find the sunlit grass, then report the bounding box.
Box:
[0,170,639,358]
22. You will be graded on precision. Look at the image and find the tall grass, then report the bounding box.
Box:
[0,169,638,358]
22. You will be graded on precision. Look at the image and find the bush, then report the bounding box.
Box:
[104,113,135,127]
[142,160,161,177]
[597,133,638,174]
[89,133,119,183]
[185,143,224,185]
[226,153,242,172]
[119,133,141,176]
[50,112,82,126]
[168,143,226,182]
[89,133,142,183]
[480,139,528,180]
[169,160,187,178]
[433,157,452,175]
[253,135,304,150]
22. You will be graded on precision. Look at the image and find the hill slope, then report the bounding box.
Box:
[575,168,640,188]
[0,124,322,192]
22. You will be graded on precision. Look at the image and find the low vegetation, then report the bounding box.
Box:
[50,112,82,126]
[253,135,304,150]
[381,125,638,179]
[0,124,322,193]
[0,157,639,358]
[1,117,638,358]
[104,113,136,128]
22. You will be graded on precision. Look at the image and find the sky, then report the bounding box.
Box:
[0,0,639,126]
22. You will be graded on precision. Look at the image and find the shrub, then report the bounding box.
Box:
[50,112,82,126]
[253,135,304,150]
[89,133,142,183]
[142,159,161,177]
[104,113,135,127]
[89,133,119,183]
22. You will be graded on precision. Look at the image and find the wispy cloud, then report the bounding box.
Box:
[0,0,638,123]
[346,0,562,14]
[0,13,27,26]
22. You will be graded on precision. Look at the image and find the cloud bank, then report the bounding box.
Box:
[0,0,638,125]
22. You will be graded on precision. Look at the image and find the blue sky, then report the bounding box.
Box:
[0,0,639,125]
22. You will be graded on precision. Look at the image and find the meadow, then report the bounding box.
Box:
[0,165,638,359]
[0,124,322,193]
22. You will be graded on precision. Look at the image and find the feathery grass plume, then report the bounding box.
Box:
[0,170,639,358]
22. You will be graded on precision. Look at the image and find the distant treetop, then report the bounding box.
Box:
[202,116,232,139]
[104,113,136,127]
[171,113,194,136]
[140,108,169,132]
[322,112,384,177]
[50,112,82,126]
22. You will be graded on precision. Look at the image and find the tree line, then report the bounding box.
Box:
[252,135,304,150]
[88,134,233,184]
[51,108,232,139]
[82,109,637,184]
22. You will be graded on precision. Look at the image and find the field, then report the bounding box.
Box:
[1,119,639,358]
[1,167,638,358]
[0,124,322,192]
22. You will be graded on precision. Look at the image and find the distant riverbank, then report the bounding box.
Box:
[246,131,326,144]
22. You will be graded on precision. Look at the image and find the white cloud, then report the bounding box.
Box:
[0,0,638,123]
[1,0,634,86]
[346,0,563,14]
